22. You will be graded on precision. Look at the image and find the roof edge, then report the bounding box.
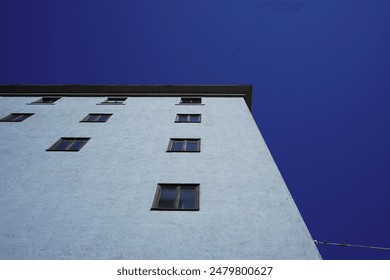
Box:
[0,84,252,109]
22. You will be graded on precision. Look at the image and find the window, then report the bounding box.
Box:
[80,113,112,122]
[30,97,61,104]
[175,114,201,123]
[179,97,202,104]
[0,113,34,122]
[151,184,199,211]
[167,139,200,152]
[46,137,90,152]
[99,97,126,105]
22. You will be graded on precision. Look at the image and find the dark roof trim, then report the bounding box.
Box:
[0,84,252,109]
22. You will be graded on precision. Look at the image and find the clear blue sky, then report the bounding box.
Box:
[1,0,390,259]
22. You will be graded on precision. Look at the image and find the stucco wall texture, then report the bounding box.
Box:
[0,96,321,259]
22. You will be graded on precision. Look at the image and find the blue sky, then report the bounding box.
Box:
[1,0,390,259]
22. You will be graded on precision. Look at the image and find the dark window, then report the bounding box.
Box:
[175,114,201,123]
[180,97,202,104]
[100,97,126,104]
[151,184,199,211]
[31,97,61,104]
[0,113,34,122]
[46,137,90,152]
[80,113,112,122]
[167,139,201,152]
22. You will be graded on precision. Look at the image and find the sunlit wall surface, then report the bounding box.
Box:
[0,86,321,259]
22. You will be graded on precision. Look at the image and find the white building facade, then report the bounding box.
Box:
[0,85,321,259]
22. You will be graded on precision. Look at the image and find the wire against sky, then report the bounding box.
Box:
[314,240,390,251]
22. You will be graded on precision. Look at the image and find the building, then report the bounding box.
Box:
[0,85,321,259]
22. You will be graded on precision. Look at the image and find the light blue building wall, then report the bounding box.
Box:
[0,86,321,259]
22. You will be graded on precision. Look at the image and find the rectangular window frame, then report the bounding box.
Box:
[80,113,112,123]
[28,97,61,105]
[167,138,201,152]
[175,114,201,123]
[151,184,200,211]
[46,137,90,152]
[0,113,34,122]
[176,97,204,105]
[98,97,127,105]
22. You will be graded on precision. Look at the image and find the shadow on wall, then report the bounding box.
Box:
[257,1,307,13]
